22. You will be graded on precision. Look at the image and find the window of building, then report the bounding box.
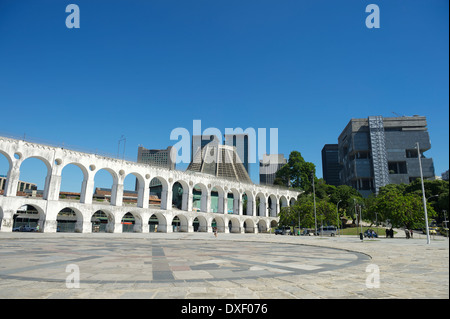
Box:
[406,149,418,158]
[355,151,370,159]
[343,146,348,156]
[361,179,372,190]
[388,161,407,174]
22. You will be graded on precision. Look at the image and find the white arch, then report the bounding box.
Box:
[148,212,168,233]
[120,211,143,233]
[228,188,240,215]
[257,219,270,233]
[280,195,288,208]
[227,216,241,233]
[17,156,51,198]
[241,190,254,216]
[15,203,46,232]
[268,194,278,217]
[211,215,226,233]
[0,150,13,173]
[59,163,88,203]
[150,175,170,210]
[122,172,146,208]
[193,182,208,213]
[60,162,89,181]
[172,180,189,211]
[91,209,115,233]
[20,154,52,173]
[193,215,208,232]
[244,218,256,233]
[170,213,190,232]
[211,185,225,214]
[256,192,267,217]
[56,207,86,233]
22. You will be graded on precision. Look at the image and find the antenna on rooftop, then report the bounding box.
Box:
[118,135,126,160]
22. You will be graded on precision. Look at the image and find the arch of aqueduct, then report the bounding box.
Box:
[0,136,301,234]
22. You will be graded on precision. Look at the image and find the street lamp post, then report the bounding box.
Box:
[336,200,342,237]
[354,198,358,238]
[118,135,126,160]
[312,172,317,236]
[443,210,448,239]
[417,142,430,244]
[359,205,363,240]
[375,212,378,235]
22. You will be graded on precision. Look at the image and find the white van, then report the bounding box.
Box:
[316,226,337,236]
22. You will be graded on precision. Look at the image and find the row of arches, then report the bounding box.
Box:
[0,153,296,217]
[5,204,278,234]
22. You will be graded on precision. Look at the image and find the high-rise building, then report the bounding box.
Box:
[224,134,250,176]
[259,154,287,185]
[321,144,342,186]
[338,115,435,197]
[137,146,176,170]
[191,135,219,163]
[137,146,176,188]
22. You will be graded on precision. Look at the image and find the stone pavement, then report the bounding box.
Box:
[0,232,448,299]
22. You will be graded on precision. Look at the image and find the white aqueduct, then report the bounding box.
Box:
[0,136,301,234]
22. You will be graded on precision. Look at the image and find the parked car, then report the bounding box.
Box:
[424,220,438,235]
[13,225,36,232]
[315,226,337,236]
[364,229,378,238]
[301,229,314,236]
[423,227,438,235]
[275,226,291,235]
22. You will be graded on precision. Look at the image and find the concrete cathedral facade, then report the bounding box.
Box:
[0,136,300,234]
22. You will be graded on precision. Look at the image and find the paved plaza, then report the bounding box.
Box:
[0,232,448,299]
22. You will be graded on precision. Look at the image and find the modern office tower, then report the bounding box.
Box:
[137,146,176,188]
[321,144,342,186]
[259,154,287,185]
[338,115,435,197]
[191,135,219,163]
[187,139,252,183]
[224,133,250,175]
[137,146,176,170]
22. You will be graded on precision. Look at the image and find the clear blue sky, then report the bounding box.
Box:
[0,0,448,192]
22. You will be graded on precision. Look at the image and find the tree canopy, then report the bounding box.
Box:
[277,150,447,230]
[274,151,316,192]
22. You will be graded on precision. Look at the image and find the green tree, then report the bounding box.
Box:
[330,185,362,210]
[279,198,315,228]
[314,178,337,200]
[274,151,316,191]
[405,179,449,220]
[315,200,338,227]
[373,189,436,229]
[371,179,449,223]
[279,197,337,229]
